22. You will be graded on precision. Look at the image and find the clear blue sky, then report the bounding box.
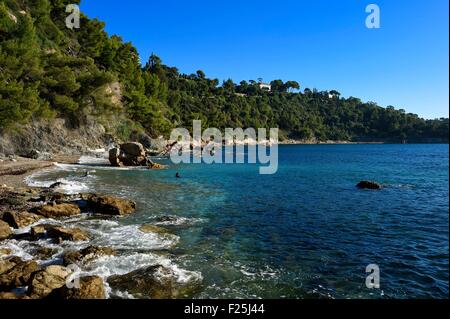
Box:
[81,0,449,119]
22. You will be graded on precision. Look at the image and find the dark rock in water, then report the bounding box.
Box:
[27,265,72,299]
[34,247,58,260]
[357,181,383,190]
[49,182,64,189]
[46,226,90,242]
[107,265,202,299]
[63,246,116,266]
[2,211,43,229]
[0,220,12,240]
[46,275,105,299]
[82,193,136,216]
[0,257,40,291]
[108,147,121,167]
[33,202,81,218]
[108,142,149,167]
[30,225,47,239]
[155,216,179,223]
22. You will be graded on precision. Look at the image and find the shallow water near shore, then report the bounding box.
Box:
[9,144,449,298]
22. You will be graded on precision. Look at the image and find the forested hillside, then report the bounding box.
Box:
[1,0,448,143]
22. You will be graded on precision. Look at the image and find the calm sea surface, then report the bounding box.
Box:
[24,144,449,298]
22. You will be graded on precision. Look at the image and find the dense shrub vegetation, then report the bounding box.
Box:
[1,0,448,142]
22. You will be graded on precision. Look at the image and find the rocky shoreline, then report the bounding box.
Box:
[0,161,200,299]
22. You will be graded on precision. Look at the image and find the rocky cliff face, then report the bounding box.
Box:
[0,118,112,157]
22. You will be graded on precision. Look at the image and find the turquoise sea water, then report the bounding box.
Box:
[24,144,449,298]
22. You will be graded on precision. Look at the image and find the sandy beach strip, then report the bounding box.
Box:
[0,155,80,188]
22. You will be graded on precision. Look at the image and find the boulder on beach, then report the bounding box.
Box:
[63,246,116,266]
[107,265,202,299]
[83,193,136,216]
[0,257,40,291]
[34,203,81,218]
[109,142,148,167]
[0,220,12,240]
[28,265,72,299]
[357,181,383,190]
[47,226,90,242]
[2,211,43,229]
[46,276,105,299]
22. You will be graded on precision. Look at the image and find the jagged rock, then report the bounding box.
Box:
[63,246,115,266]
[357,181,383,190]
[28,265,72,298]
[47,276,105,299]
[0,220,12,240]
[47,226,89,242]
[0,258,40,290]
[83,193,136,216]
[0,258,16,275]
[139,224,170,235]
[2,211,43,229]
[34,203,81,218]
[107,265,202,299]
[108,142,148,167]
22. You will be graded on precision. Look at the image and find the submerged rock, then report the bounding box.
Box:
[139,224,170,235]
[107,265,202,299]
[0,220,12,240]
[63,246,115,266]
[2,211,43,229]
[0,257,40,291]
[34,203,81,218]
[357,181,383,190]
[83,193,136,216]
[47,276,105,299]
[28,265,72,298]
[47,226,90,242]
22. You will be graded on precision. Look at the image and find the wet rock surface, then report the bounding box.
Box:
[28,265,72,298]
[63,246,116,266]
[2,211,43,229]
[107,265,202,299]
[0,220,12,240]
[83,193,136,216]
[47,276,105,299]
[46,226,90,242]
[0,257,40,291]
[33,202,81,218]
